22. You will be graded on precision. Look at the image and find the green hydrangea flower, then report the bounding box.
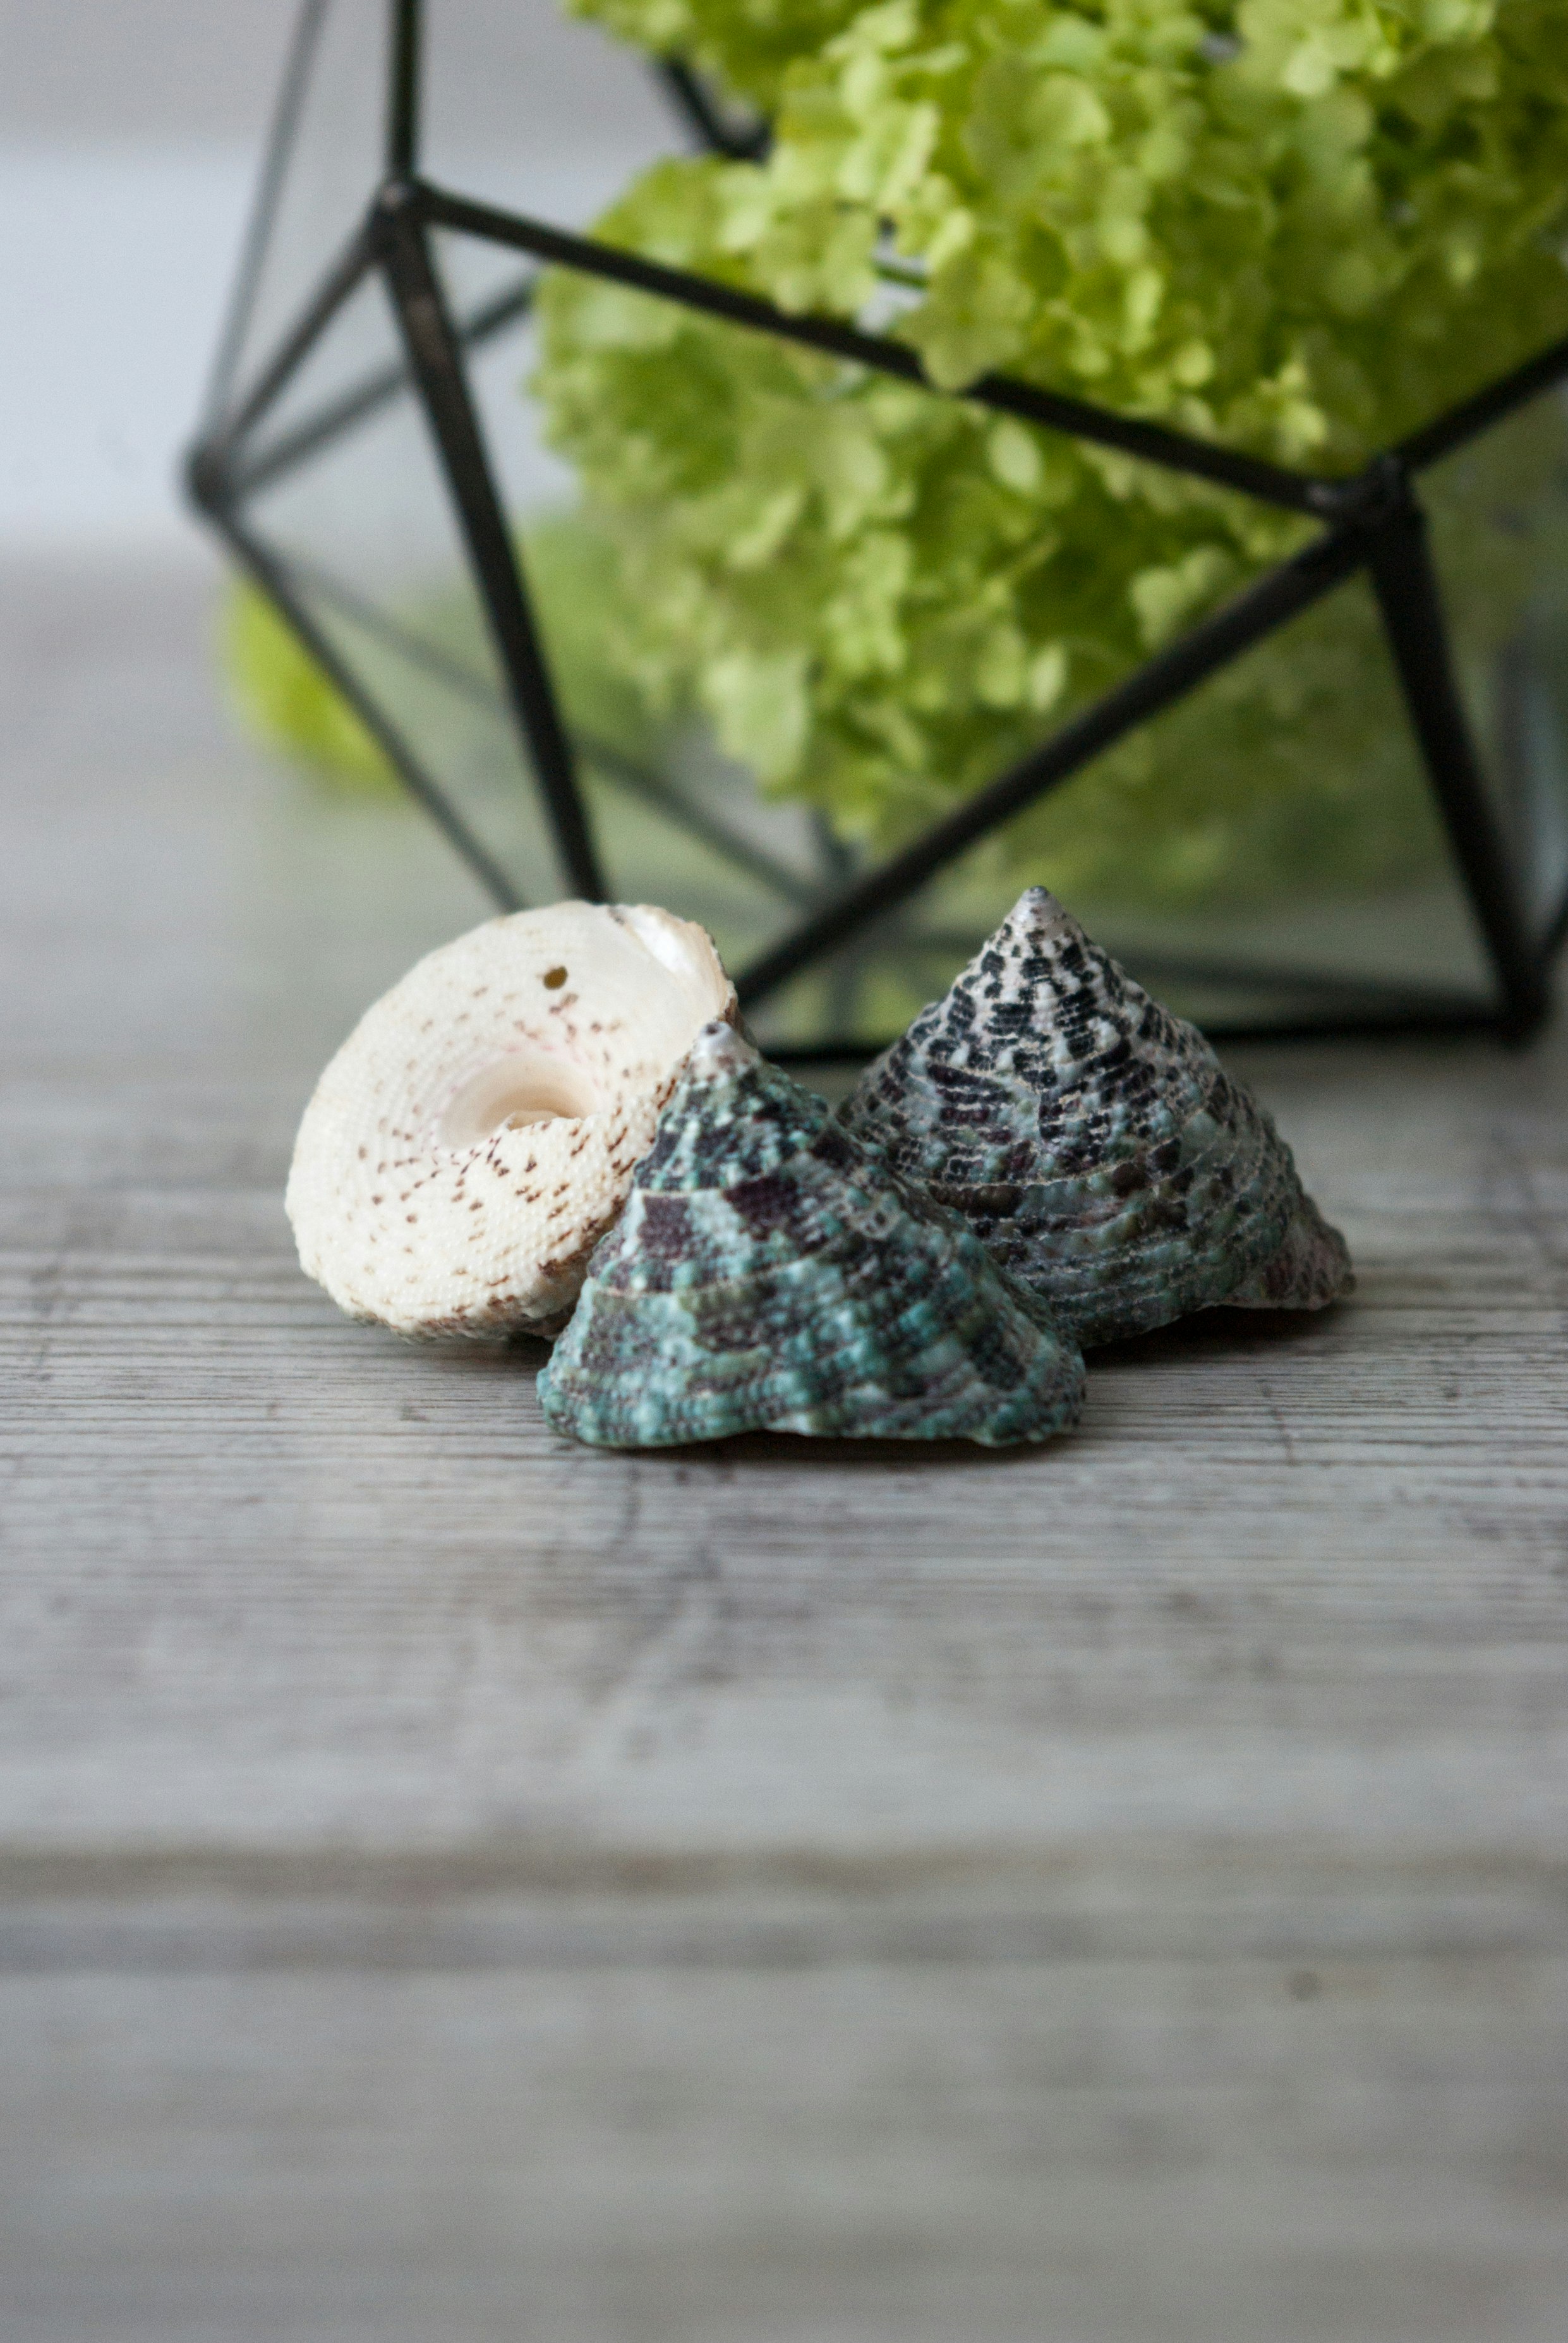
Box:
[536,0,1568,907]
[565,0,861,108]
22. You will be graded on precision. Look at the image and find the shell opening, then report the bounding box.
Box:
[438,1051,600,1149]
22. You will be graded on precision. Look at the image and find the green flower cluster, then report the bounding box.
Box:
[224,582,395,792]
[569,0,855,107]
[538,0,1568,905]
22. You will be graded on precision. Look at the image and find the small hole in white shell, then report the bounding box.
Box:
[438,1051,600,1149]
[542,966,568,990]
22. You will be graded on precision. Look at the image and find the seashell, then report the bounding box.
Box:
[537,1020,1086,1448]
[838,888,1353,1348]
[286,901,737,1339]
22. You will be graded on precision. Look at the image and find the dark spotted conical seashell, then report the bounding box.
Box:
[537,1021,1085,1449]
[838,889,1352,1348]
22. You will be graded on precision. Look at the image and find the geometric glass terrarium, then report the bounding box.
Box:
[189,0,1568,1056]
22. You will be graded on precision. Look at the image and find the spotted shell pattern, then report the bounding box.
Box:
[838,889,1353,1348]
[537,1022,1087,1449]
[286,902,735,1340]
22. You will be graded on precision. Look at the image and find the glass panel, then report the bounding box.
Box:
[439,224,1327,990]
[1423,382,1568,940]
[747,576,1499,1053]
[208,0,393,428]
[577,742,834,972]
[238,279,502,692]
[238,305,572,905]
[438,242,570,523]
[229,263,409,487]
[250,548,573,909]
[445,223,851,956]
[421,0,688,258]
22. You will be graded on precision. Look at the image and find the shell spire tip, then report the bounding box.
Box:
[1004,886,1078,946]
[686,1019,758,1079]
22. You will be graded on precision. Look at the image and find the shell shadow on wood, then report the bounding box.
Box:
[838,889,1353,1349]
[537,1022,1086,1450]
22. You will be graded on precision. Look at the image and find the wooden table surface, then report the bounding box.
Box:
[3,555,1565,2342]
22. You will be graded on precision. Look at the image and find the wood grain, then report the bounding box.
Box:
[1,555,1565,2339]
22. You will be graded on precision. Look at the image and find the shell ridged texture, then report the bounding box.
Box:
[286,902,735,1339]
[538,1024,1086,1449]
[839,890,1352,1348]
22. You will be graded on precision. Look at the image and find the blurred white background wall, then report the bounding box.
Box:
[0,0,673,560]
[1,3,294,555]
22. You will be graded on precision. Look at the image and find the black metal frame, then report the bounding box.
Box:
[188,0,1568,1053]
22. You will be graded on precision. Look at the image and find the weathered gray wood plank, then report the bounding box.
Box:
[2,555,1565,2339]
[2,1951,1565,2343]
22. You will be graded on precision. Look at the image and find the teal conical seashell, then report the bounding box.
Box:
[839,889,1352,1348]
[537,1022,1085,1450]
